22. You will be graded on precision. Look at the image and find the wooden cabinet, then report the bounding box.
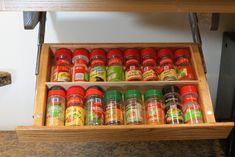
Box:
[16,42,234,142]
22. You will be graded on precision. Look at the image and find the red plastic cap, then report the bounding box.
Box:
[48,89,66,97]
[180,85,198,95]
[90,48,106,59]
[141,48,156,59]
[73,48,89,59]
[85,87,104,98]
[157,48,173,59]
[107,48,123,60]
[67,86,85,97]
[143,58,156,66]
[55,48,72,59]
[174,49,191,58]
[124,48,140,60]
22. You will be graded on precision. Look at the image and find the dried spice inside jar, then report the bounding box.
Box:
[72,49,89,82]
[52,48,72,82]
[174,49,195,80]
[66,86,85,126]
[85,86,104,125]
[89,49,106,82]
[144,89,165,124]
[46,86,66,126]
[162,85,184,124]
[124,89,144,124]
[107,49,125,81]
[104,90,124,125]
[157,48,177,81]
[141,48,158,81]
[180,85,203,124]
[124,49,142,81]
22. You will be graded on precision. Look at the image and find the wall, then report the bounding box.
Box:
[0,12,235,130]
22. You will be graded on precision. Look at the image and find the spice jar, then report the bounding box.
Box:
[144,89,165,124]
[72,49,89,82]
[141,48,158,81]
[104,90,124,125]
[157,48,177,81]
[52,48,72,82]
[65,86,85,126]
[107,49,125,81]
[180,85,203,124]
[162,85,184,124]
[89,49,106,82]
[124,89,144,124]
[46,86,66,126]
[124,49,142,81]
[85,86,104,125]
[174,49,195,80]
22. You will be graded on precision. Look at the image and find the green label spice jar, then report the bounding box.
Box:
[85,86,104,125]
[124,89,144,124]
[107,49,125,81]
[46,86,66,126]
[105,90,124,125]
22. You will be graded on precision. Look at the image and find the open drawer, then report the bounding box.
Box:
[16,43,234,142]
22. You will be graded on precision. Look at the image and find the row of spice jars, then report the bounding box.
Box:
[46,84,203,126]
[51,47,195,82]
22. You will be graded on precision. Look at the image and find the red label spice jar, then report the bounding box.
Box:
[180,85,203,124]
[104,90,124,125]
[107,49,125,81]
[144,89,165,124]
[65,86,85,126]
[85,86,104,125]
[52,48,72,82]
[46,86,66,126]
[141,48,158,81]
[124,48,142,81]
[174,49,195,80]
[72,49,89,82]
[157,48,177,81]
[89,49,106,82]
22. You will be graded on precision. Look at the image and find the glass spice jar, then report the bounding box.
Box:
[180,85,203,124]
[174,49,195,80]
[52,48,72,82]
[124,48,142,81]
[89,49,106,82]
[157,48,177,81]
[162,85,184,124]
[124,89,144,125]
[85,86,104,125]
[141,48,158,81]
[107,49,125,81]
[65,86,85,126]
[104,90,124,125]
[46,86,66,126]
[144,89,165,124]
[72,49,89,82]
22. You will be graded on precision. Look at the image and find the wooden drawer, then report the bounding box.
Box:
[16,43,234,142]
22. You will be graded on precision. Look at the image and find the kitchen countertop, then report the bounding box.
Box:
[0,131,225,157]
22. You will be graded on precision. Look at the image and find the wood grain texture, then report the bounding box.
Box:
[16,122,234,142]
[1,0,235,12]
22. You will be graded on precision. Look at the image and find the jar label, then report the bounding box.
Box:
[159,66,177,81]
[107,65,125,81]
[89,66,106,82]
[105,106,123,125]
[46,104,65,126]
[73,64,88,82]
[143,69,157,81]
[145,102,165,124]
[184,109,203,124]
[67,97,84,107]
[125,103,143,124]
[125,69,142,81]
[177,66,195,80]
[65,106,85,126]
[53,66,71,82]
[165,105,184,124]
[86,98,104,125]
